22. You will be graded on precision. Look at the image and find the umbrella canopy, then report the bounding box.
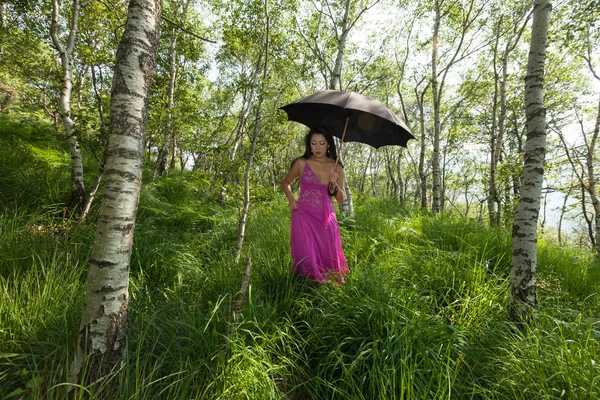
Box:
[280,90,415,149]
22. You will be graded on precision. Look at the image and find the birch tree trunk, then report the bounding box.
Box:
[330,0,355,218]
[487,20,501,224]
[489,9,531,226]
[69,0,161,388]
[0,3,6,28]
[154,0,191,178]
[81,66,109,220]
[557,184,572,246]
[431,0,442,214]
[509,0,551,323]
[430,0,483,214]
[557,100,600,256]
[235,0,269,263]
[50,0,86,216]
[590,100,600,257]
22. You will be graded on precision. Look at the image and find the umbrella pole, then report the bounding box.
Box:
[330,116,349,194]
[334,115,350,172]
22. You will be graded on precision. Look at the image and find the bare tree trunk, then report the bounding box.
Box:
[431,0,483,214]
[555,98,600,256]
[330,0,357,218]
[69,0,161,390]
[489,10,531,226]
[154,0,191,178]
[415,80,429,210]
[81,66,108,220]
[0,3,6,28]
[509,0,551,324]
[50,0,86,216]
[360,150,371,194]
[431,1,442,214]
[592,103,600,257]
[488,19,501,224]
[579,184,596,249]
[228,87,252,160]
[540,190,548,236]
[558,184,572,246]
[583,96,600,256]
[235,0,269,263]
[384,148,401,200]
[370,149,378,196]
[397,150,405,202]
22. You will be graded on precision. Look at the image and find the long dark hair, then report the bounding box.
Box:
[292,126,343,197]
[296,126,343,168]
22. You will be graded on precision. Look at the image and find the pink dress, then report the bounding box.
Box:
[290,162,349,282]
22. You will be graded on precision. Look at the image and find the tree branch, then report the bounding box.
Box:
[162,15,216,43]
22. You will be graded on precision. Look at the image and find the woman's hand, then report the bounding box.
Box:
[329,170,339,184]
[288,197,298,211]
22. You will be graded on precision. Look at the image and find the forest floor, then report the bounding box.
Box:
[1,119,599,399]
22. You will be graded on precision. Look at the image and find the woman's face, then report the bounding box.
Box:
[310,133,329,158]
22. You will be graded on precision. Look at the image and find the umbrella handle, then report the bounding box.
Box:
[329,115,349,194]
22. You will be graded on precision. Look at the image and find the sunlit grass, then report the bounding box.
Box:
[1,127,599,399]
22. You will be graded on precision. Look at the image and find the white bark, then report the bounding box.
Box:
[328,0,377,218]
[235,0,269,263]
[0,3,7,28]
[557,100,600,256]
[431,0,442,214]
[415,79,428,209]
[509,0,551,322]
[154,0,191,178]
[69,0,161,387]
[50,0,86,215]
[329,0,351,91]
[430,0,484,214]
[489,10,531,226]
[591,100,600,257]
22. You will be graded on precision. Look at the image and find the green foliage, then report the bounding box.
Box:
[2,155,599,399]
[0,118,69,208]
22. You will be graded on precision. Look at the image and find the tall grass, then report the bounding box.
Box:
[1,123,599,398]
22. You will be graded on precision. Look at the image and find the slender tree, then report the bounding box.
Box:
[488,6,531,226]
[235,0,270,263]
[153,0,193,178]
[69,0,162,388]
[430,0,486,214]
[297,0,379,218]
[509,0,552,323]
[0,3,6,28]
[555,105,600,256]
[50,0,87,215]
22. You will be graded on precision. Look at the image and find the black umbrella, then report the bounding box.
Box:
[279,90,415,150]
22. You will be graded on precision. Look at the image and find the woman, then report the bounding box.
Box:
[282,126,349,283]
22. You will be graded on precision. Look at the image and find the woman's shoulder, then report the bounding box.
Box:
[291,157,307,173]
[292,157,307,167]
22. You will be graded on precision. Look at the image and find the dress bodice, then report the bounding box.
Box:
[297,162,333,226]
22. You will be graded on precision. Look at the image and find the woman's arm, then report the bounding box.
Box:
[282,159,303,210]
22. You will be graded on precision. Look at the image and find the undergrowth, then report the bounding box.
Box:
[1,120,599,399]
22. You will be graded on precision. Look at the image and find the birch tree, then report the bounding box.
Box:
[153,0,193,178]
[0,3,6,28]
[509,0,551,323]
[430,0,486,214]
[69,0,161,388]
[487,5,531,226]
[235,0,270,263]
[50,0,87,215]
[555,105,600,257]
[297,0,379,218]
[557,0,600,257]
